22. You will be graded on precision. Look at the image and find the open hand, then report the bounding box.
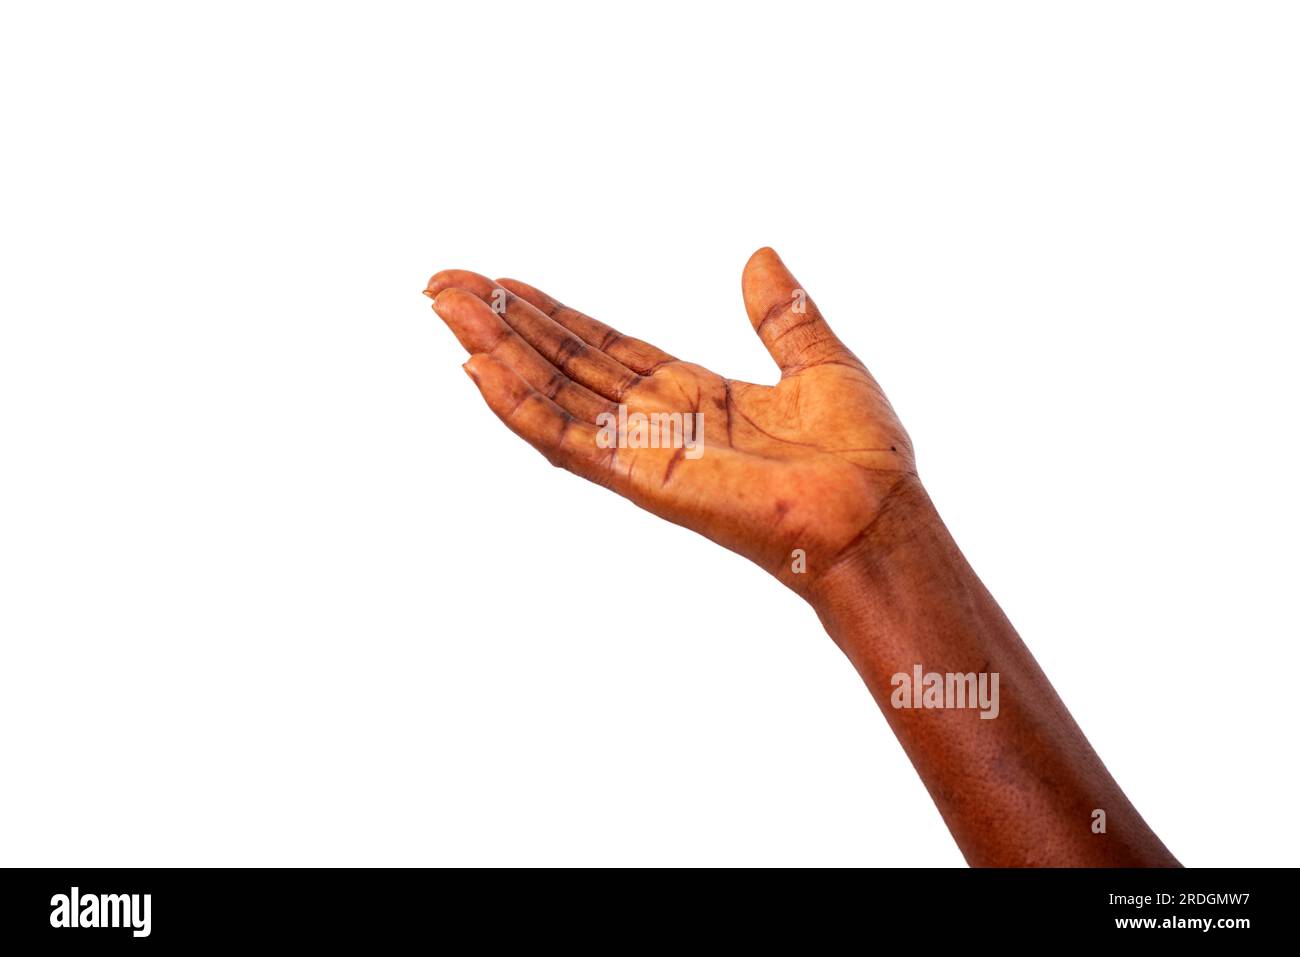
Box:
[426,248,917,596]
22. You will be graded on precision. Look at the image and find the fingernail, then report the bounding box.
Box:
[462,361,479,383]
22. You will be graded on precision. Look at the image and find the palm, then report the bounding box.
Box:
[427,248,915,593]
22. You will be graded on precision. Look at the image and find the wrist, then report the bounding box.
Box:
[808,475,953,623]
[806,476,995,694]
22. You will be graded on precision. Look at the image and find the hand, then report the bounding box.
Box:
[428,249,1183,868]
[426,248,917,596]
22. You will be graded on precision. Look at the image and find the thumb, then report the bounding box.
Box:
[741,247,858,376]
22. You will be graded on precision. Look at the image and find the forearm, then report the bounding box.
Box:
[809,477,1179,867]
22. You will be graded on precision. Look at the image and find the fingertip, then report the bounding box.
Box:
[431,287,508,356]
[427,268,495,300]
[425,268,457,296]
[462,354,484,383]
[743,246,789,283]
[744,246,782,273]
[431,285,480,319]
[464,353,536,421]
[462,352,510,397]
[463,351,514,386]
[741,247,800,327]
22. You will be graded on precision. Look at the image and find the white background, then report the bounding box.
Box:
[2,1,1297,866]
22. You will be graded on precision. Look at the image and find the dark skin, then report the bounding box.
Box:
[426,247,1180,867]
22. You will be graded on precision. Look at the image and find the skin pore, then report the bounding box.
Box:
[426,247,1179,867]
